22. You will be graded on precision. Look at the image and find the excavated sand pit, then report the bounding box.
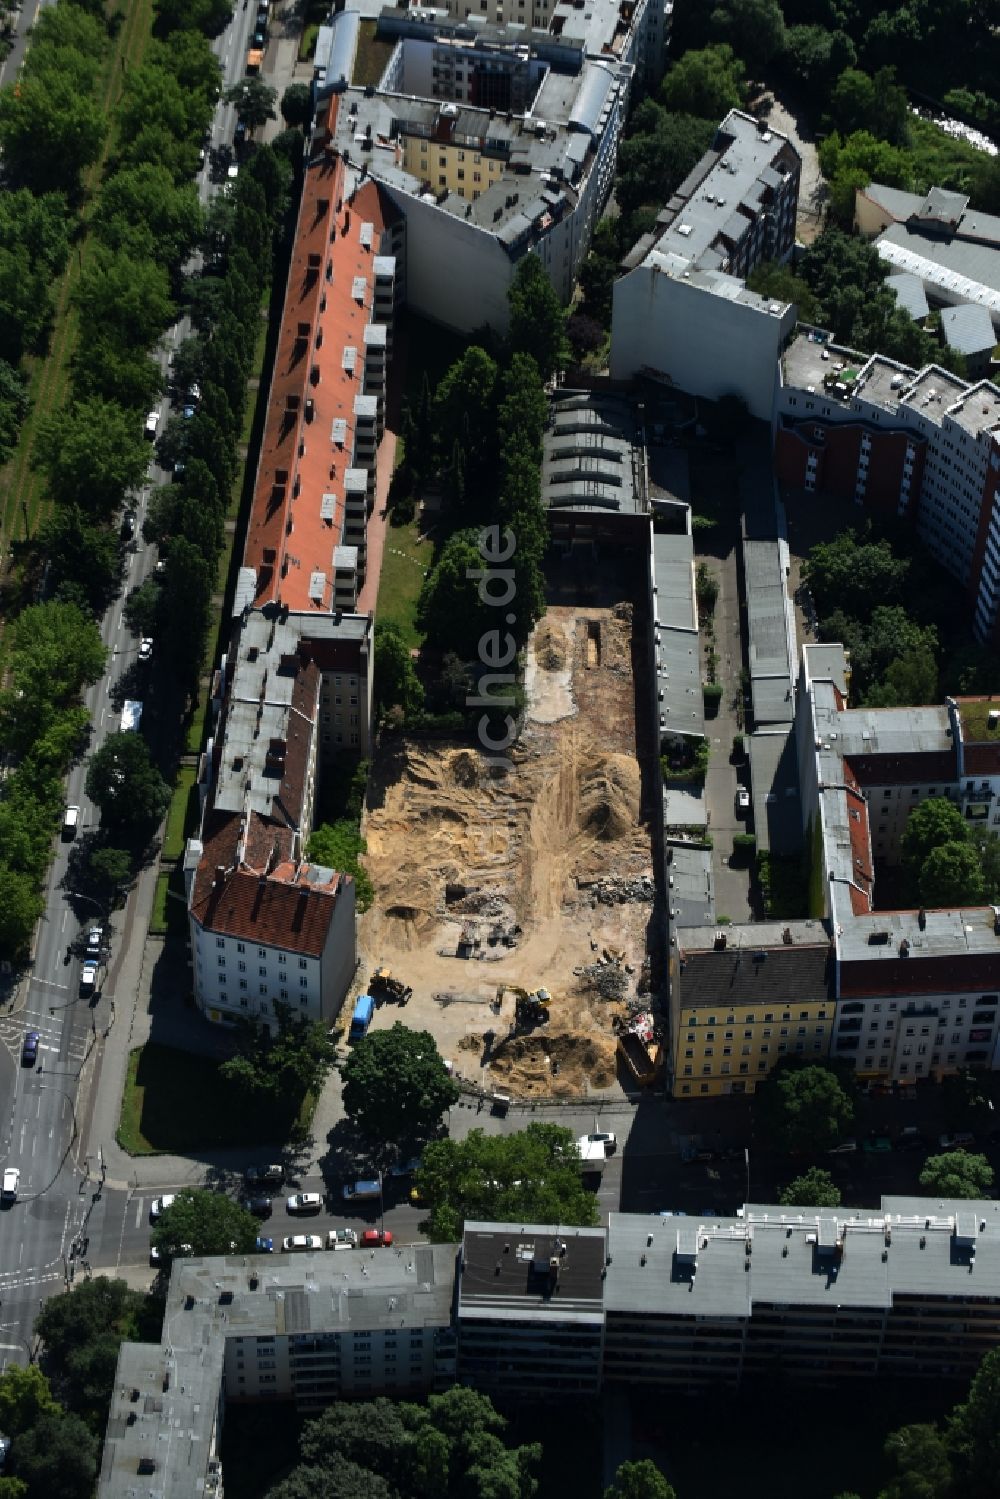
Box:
[359,604,655,1095]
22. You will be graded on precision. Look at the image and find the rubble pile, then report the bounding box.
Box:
[584,874,654,906]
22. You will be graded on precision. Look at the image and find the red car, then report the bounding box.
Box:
[360,1229,393,1248]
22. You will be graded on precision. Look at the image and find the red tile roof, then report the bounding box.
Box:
[244,97,399,614]
[844,751,956,787]
[841,952,1000,996]
[190,809,347,956]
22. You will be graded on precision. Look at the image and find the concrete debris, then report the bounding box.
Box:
[586,874,654,906]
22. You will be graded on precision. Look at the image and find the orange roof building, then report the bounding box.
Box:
[186,101,403,1030]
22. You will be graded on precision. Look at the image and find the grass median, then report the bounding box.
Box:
[117,1042,315,1154]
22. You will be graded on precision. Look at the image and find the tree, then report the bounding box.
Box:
[123,579,163,639]
[756,1059,855,1154]
[616,106,715,226]
[433,348,497,490]
[74,248,175,354]
[87,845,133,896]
[92,164,202,269]
[118,61,214,155]
[85,733,171,833]
[34,398,151,520]
[747,261,820,323]
[948,1348,1000,1491]
[7,601,105,713]
[0,189,71,362]
[8,1410,97,1499]
[498,354,548,464]
[160,536,213,683]
[829,66,909,146]
[0,870,45,959]
[708,0,785,69]
[0,360,30,464]
[507,254,569,381]
[901,798,970,880]
[780,26,856,95]
[660,43,744,117]
[415,1123,600,1242]
[0,74,105,194]
[341,1024,460,1153]
[802,528,908,620]
[373,622,424,718]
[154,0,232,37]
[36,505,121,616]
[306,821,373,911]
[35,1277,158,1429]
[220,1004,337,1109]
[0,1367,56,1437]
[778,1167,841,1207]
[224,77,277,131]
[605,1461,676,1499]
[74,337,165,410]
[919,1150,994,1200]
[151,30,222,105]
[416,529,499,659]
[880,1423,953,1499]
[280,82,313,130]
[919,842,985,909]
[153,1189,258,1258]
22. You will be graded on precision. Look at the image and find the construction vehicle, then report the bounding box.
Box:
[514,992,551,1030]
[369,967,412,1003]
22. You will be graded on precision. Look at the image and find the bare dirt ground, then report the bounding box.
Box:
[767,96,827,245]
[358,599,656,1098]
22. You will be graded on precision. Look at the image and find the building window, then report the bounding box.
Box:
[299,959,308,970]
[300,977,308,988]
[236,943,245,953]
[218,956,226,968]
[278,953,286,965]
[239,979,248,991]
[280,989,289,1001]
[216,938,225,949]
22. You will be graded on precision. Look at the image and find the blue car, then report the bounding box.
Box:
[21,1032,39,1066]
[255,1236,274,1253]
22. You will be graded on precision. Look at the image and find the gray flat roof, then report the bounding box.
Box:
[780,332,869,396]
[743,538,795,722]
[886,271,930,321]
[678,918,828,954]
[666,841,714,927]
[878,223,1000,319]
[748,726,801,857]
[651,528,704,737]
[542,391,645,516]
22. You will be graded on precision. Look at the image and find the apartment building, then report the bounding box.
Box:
[311,0,666,332]
[774,331,1000,642]
[455,1221,607,1396]
[99,1197,1000,1496]
[795,643,1000,1087]
[99,1246,458,1498]
[185,101,399,1029]
[610,110,799,416]
[604,1199,1000,1389]
[669,921,835,1097]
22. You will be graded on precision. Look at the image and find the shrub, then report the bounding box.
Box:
[703,682,723,717]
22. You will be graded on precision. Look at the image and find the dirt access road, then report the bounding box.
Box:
[358,592,658,1098]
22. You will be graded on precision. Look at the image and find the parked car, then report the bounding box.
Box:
[827,1140,858,1154]
[150,1195,176,1220]
[255,1237,274,1253]
[62,805,79,840]
[20,1032,39,1067]
[138,638,153,663]
[735,787,751,815]
[86,925,103,954]
[863,1135,892,1153]
[586,1131,617,1154]
[342,1179,380,1201]
[282,1234,322,1252]
[360,1229,393,1248]
[144,409,159,439]
[325,1228,358,1250]
[939,1132,976,1151]
[120,509,136,541]
[895,1127,927,1151]
[150,1243,192,1265]
[388,1156,422,1179]
[243,1195,272,1218]
[79,960,99,996]
[245,1164,284,1186]
[286,1192,322,1214]
[1,1169,19,1203]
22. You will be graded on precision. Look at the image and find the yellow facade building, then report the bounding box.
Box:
[401,134,506,202]
[670,921,835,1097]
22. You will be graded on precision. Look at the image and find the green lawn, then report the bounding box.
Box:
[117,1042,316,1154]
[149,868,188,937]
[161,765,199,862]
[353,19,394,87]
[375,515,432,650]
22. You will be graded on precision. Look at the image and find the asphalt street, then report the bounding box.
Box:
[0,0,260,1366]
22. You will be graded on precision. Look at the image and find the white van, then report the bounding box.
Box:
[62,805,80,840]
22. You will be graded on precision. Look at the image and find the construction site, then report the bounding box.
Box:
[358,586,664,1099]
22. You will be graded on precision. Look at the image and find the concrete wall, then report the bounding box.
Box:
[385,184,516,331]
[319,877,358,1025]
[610,269,793,421]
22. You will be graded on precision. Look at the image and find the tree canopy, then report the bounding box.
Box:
[605,1461,676,1499]
[268,1386,540,1499]
[756,1059,855,1155]
[414,1123,600,1242]
[374,621,425,719]
[35,1276,160,1431]
[219,1003,337,1113]
[152,1189,259,1258]
[918,841,986,909]
[34,398,151,520]
[919,1151,994,1200]
[660,43,744,118]
[341,1023,460,1154]
[778,1167,841,1208]
[85,733,171,833]
[507,255,569,382]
